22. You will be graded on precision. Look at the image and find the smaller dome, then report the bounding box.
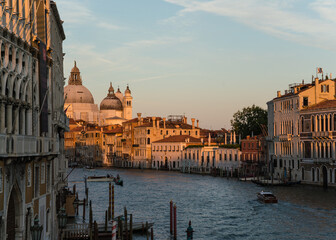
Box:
[125,85,131,95]
[100,84,123,110]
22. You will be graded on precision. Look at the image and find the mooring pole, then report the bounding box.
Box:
[173,204,177,240]
[109,182,112,220]
[89,201,93,240]
[124,207,128,240]
[170,200,173,235]
[112,184,115,219]
[130,214,133,240]
[83,198,86,221]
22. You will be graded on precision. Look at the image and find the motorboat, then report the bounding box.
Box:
[257,191,278,203]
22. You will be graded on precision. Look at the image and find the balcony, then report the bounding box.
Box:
[312,131,333,139]
[0,134,60,157]
[279,134,292,141]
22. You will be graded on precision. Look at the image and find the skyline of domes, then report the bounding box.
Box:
[64,61,133,124]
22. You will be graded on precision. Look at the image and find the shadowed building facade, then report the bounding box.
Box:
[0,1,68,239]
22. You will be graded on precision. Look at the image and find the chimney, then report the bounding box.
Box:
[315,77,319,85]
[196,120,199,128]
[330,73,332,79]
[184,117,187,124]
[163,117,166,129]
[277,91,281,98]
[302,79,304,84]
[152,117,156,128]
[294,87,298,94]
[157,118,160,128]
[191,118,195,129]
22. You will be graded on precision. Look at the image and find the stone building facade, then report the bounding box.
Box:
[267,77,335,182]
[299,100,336,187]
[0,1,68,240]
[151,135,201,170]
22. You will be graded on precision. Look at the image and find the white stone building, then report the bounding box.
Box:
[151,135,201,170]
[182,146,241,174]
[267,78,335,182]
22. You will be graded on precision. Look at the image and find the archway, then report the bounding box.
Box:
[6,183,23,240]
[322,166,328,189]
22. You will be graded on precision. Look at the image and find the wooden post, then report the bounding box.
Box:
[83,198,86,221]
[117,217,121,240]
[120,217,124,240]
[124,207,128,240]
[130,214,133,240]
[151,228,154,240]
[94,221,98,240]
[112,184,115,219]
[105,210,108,232]
[170,200,173,235]
[173,204,177,240]
[89,201,93,240]
[109,182,112,220]
[73,184,76,195]
[146,221,149,240]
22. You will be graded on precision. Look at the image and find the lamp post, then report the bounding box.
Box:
[30,218,43,240]
[57,207,67,240]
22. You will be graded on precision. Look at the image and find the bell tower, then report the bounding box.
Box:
[123,85,133,120]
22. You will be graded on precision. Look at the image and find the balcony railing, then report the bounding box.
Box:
[0,134,60,157]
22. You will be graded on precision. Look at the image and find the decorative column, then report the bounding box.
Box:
[0,97,6,133]
[6,99,13,134]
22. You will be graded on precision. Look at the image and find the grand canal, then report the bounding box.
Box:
[68,168,336,240]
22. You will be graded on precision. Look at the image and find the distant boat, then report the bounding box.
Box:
[252,179,301,186]
[257,191,278,203]
[87,175,114,182]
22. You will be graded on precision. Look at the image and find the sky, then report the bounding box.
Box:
[57,0,336,130]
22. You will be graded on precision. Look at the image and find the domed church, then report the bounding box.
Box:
[64,62,133,125]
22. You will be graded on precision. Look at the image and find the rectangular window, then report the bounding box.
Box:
[0,167,3,193]
[303,97,308,107]
[34,165,40,197]
[41,163,45,184]
[46,164,50,193]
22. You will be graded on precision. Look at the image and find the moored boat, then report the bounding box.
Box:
[257,191,278,203]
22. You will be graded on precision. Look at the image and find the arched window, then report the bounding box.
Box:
[317,116,320,132]
[312,168,315,182]
[311,116,315,132]
[316,168,320,182]
[302,167,304,180]
[301,117,304,133]
[330,169,332,183]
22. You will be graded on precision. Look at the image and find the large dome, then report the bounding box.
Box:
[64,62,94,104]
[100,83,123,111]
[64,85,94,104]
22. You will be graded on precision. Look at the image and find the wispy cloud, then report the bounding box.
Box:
[58,0,122,30]
[124,36,192,48]
[130,74,175,83]
[163,0,336,50]
[96,22,122,30]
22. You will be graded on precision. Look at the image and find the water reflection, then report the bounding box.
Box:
[68,168,336,240]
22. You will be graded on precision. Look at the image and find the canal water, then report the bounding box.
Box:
[68,168,336,240]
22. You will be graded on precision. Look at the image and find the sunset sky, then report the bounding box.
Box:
[58,0,336,129]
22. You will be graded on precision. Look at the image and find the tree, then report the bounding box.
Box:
[230,105,267,139]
